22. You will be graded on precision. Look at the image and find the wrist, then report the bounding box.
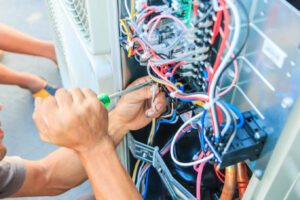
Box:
[108,110,129,146]
[77,135,114,160]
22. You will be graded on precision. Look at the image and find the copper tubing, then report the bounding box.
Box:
[220,165,237,200]
[237,162,249,199]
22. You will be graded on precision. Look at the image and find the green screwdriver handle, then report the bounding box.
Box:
[97,80,154,107]
[97,93,110,107]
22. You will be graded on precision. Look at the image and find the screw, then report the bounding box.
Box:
[142,152,147,158]
[254,169,264,180]
[157,168,162,173]
[254,132,261,140]
[290,61,296,66]
[281,97,294,109]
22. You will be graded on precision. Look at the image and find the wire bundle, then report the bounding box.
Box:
[122,0,249,199]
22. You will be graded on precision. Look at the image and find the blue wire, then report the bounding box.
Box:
[220,102,245,129]
[154,109,177,134]
[142,168,150,199]
[201,109,207,150]
[177,97,199,102]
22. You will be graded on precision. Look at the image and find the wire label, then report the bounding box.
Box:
[262,38,287,69]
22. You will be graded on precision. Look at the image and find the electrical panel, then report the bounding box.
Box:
[119,0,300,199]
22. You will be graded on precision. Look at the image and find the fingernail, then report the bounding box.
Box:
[146,110,154,118]
[150,85,158,93]
[150,86,154,92]
[155,104,162,111]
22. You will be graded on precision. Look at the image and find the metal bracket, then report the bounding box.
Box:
[127,134,196,200]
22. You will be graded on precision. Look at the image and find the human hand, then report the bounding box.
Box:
[33,88,110,153]
[0,103,7,161]
[109,76,167,138]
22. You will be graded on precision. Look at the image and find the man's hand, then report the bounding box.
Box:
[109,76,167,145]
[33,88,110,153]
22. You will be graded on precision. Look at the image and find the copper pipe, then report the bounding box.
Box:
[237,162,249,199]
[220,165,237,200]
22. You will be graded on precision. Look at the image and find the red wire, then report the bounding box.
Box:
[164,61,185,77]
[137,9,157,24]
[214,164,250,190]
[211,0,230,76]
[214,167,225,183]
[207,0,229,135]
[211,10,223,44]
[141,2,148,9]
[193,0,199,17]
[216,106,223,125]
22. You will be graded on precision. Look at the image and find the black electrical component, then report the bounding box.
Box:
[218,110,267,169]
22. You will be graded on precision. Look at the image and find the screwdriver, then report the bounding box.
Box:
[97,80,154,107]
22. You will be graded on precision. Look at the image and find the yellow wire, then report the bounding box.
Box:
[133,11,139,18]
[193,101,205,107]
[120,19,132,57]
[132,159,141,181]
[149,76,181,92]
[175,82,183,87]
[131,0,134,20]
[149,118,156,144]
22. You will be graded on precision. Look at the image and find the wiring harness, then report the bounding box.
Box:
[120,0,251,199]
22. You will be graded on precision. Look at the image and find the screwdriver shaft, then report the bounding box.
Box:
[109,80,153,100]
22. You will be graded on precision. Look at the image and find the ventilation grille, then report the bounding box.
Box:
[64,0,90,41]
[45,0,68,67]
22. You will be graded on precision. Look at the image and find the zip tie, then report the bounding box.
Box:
[203,97,220,110]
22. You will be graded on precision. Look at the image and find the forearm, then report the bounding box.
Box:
[13,111,128,197]
[0,23,55,59]
[12,148,87,197]
[108,110,129,146]
[78,138,141,200]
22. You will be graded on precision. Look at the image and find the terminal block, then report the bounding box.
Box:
[218,111,268,169]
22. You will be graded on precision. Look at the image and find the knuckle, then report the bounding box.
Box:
[82,88,93,93]
[43,96,56,108]
[55,88,67,97]
[70,87,80,93]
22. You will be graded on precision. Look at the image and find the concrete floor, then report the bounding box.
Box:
[0,0,92,199]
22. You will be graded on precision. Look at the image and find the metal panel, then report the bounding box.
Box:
[243,95,300,200]
[229,0,300,171]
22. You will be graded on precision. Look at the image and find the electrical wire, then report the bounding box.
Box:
[132,159,141,182]
[170,111,215,167]
[208,0,241,139]
[142,168,151,199]
[120,19,133,57]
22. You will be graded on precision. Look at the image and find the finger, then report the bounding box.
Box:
[70,87,85,103]
[0,103,2,111]
[153,92,167,113]
[146,92,167,118]
[41,96,59,127]
[55,88,73,109]
[82,88,97,99]
[124,82,160,103]
[33,98,49,140]
[127,76,152,87]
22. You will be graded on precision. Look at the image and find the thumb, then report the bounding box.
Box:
[33,98,49,141]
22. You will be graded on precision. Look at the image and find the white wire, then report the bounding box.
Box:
[218,102,232,136]
[170,111,214,167]
[209,0,241,139]
[124,0,131,17]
